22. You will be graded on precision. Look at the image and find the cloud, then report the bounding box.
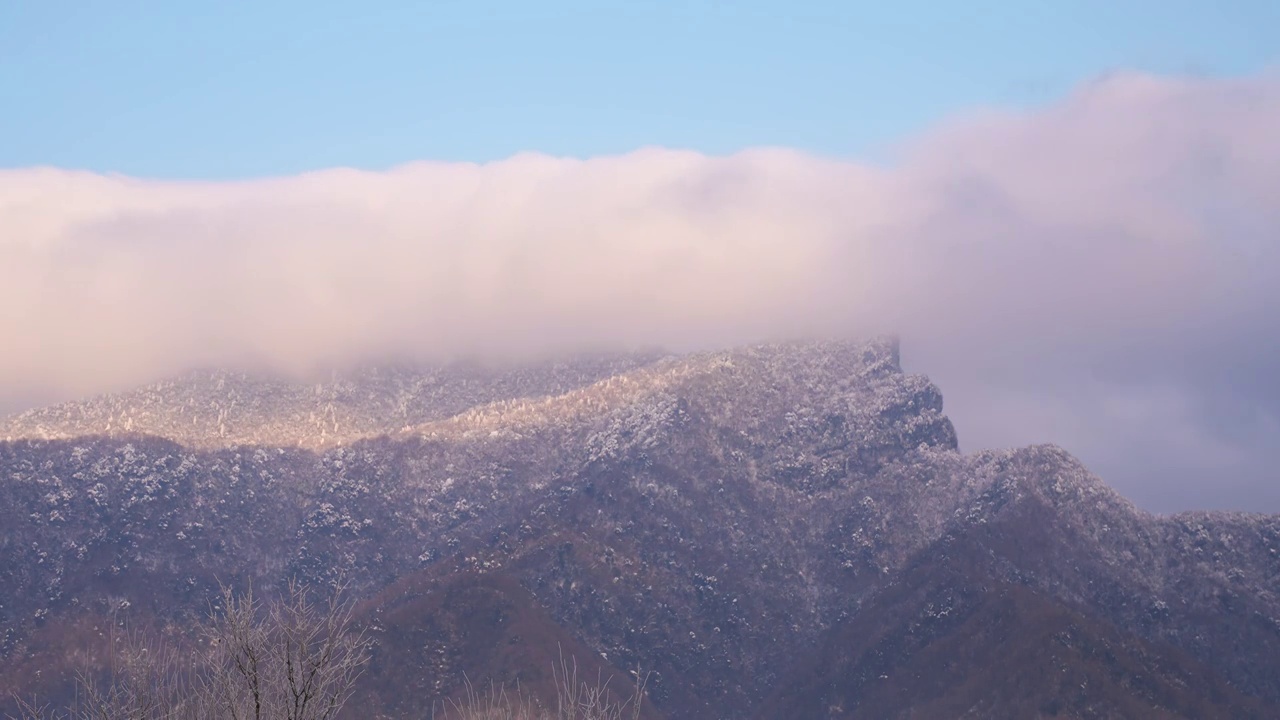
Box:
[3,71,1279,512]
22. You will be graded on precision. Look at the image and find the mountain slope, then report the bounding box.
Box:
[352,569,663,719]
[758,482,1268,719]
[0,352,663,449]
[2,339,1279,718]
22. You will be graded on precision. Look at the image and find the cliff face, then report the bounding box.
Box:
[2,339,1278,718]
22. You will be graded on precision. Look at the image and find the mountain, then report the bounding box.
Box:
[2,339,1278,718]
[756,476,1271,719]
[0,352,663,450]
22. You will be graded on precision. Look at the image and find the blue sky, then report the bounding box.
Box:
[1,0,1277,178]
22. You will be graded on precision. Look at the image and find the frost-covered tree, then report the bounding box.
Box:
[12,582,369,720]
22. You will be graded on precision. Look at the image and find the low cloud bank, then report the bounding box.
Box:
[3,71,1279,511]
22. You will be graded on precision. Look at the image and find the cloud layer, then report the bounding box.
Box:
[3,71,1279,512]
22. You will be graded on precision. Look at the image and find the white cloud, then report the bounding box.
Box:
[3,71,1279,511]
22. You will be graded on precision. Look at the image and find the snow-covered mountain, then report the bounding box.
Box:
[0,352,664,449]
[2,339,1278,718]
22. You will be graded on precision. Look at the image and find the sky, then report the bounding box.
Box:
[2,2,1279,514]
[2,1,1278,177]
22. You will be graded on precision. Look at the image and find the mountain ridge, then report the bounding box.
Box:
[2,338,1278,718]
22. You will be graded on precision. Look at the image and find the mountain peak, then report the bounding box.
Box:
[0,338,914,453]
[3,338,1280,717]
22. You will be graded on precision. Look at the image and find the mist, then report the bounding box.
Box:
[3,70,1278,512]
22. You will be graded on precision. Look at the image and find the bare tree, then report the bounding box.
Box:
[437,648,650,720]
[11,581,369,720]
[11,620,199,720]
[550,651,647,720]
[197,580,368,720]
[11,585,652,720]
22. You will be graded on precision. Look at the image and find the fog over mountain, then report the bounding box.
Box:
[3,339,1279,718]
[3,70,1279,511]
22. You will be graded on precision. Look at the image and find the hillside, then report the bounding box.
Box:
[2,339,1278,718]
